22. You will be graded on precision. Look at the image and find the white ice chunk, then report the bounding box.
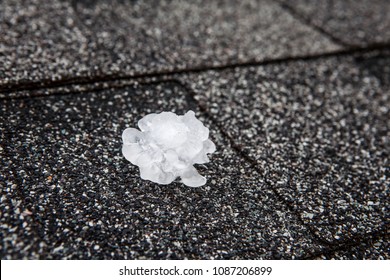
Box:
[122,128,144,145]
[203,139,216,154]
[149,114,188,149]
[182,111,209,141]
[177,137,204,159]
[180,166,207,188]
[140,164,175,185]
[122,110,216,187]
[137,113,157,132]
[122,143,143,164]
[162,150,188,172]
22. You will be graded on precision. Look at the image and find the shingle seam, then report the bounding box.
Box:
[175,78,390,258]
[302,228,389,259]
[174,79,333,259]
[275,0,353,48]
[0,78,178,101]
[2,44,390,95]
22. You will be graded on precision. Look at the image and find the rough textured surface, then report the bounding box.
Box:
[280,0,390,46]
[0,0,341,89]
[1,0,389,260]
[317,238,389,260]
[0,82,325,259]
[182,51,389,244]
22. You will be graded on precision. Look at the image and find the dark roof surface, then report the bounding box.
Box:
[280,0,390,47]
[0,0,389,259]
[1,0,340,89]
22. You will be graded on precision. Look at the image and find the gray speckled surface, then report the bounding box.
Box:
[0,82,325,259]
[1,0,389,260]
[0,0,341,89]
[280,0,390,46]
[181,51,389,244]
[317,238,389,260]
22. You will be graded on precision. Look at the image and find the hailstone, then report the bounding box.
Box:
[122,111,216,187]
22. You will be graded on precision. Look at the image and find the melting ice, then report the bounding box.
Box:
[122,111,216,187]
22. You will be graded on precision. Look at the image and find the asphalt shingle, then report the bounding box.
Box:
[317,238,389,260]
[280,0,390,47]
[0,81,324,259]
[182,51,389,244]
[1,0,388,261]
[0,0,341,90]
